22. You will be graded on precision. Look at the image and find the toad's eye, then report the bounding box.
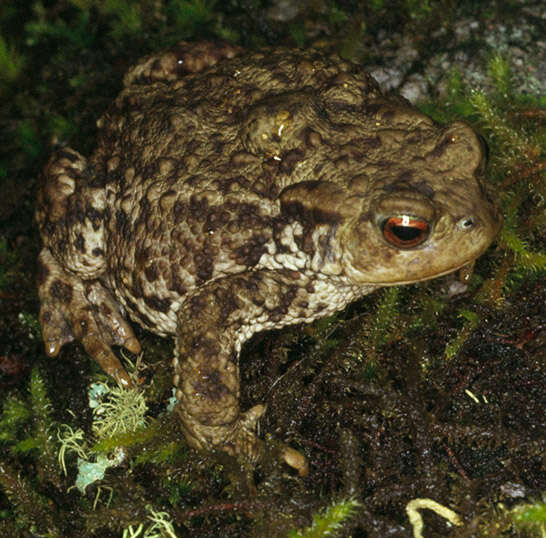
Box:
[382,215,430,248]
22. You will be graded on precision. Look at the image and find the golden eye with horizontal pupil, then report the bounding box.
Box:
[382,215,430,248]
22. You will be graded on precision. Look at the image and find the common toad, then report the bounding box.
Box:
[36,41,502,474]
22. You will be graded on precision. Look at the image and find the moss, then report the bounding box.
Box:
[404,0,432,20]
[0,369,59,480]
[0,396,30,443]
[15,118,43,159]
[0,34,25,88]
[168,0,217,36]
[101,0,144,39]
[487,53,512,98]
[133,439,187,465]
[444,309,481,360]
[288,498,361,538]
[24,5,94,48]
[0,462,60,535]
[510,498,546,534]
[0,369,62,533]
[368,287,401,350]
[474,498,546,536]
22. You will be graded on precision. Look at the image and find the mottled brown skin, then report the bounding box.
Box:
[36,41,502,474]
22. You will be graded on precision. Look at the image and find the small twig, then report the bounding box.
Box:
[444,444,471,484]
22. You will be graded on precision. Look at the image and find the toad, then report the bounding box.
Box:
[36,41,502,475]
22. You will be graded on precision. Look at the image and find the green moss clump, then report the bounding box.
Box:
[472,57,545,295]
[168,0,217,34]
[444,309,481,360]
[368,286,400,350]
[0,396,30,444]
[0,369,62,533]
[0,368,59,480]
[510,498,546,534]
[0,35,25,88]
[288,498,360,538]
[0,462,60,535]
[24,4,94,48]
[474,498,546,536]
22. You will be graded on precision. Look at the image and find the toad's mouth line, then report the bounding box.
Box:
[365,256,484,286]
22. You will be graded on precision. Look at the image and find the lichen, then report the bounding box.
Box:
[122,504,178,538]
[90,380,148,439]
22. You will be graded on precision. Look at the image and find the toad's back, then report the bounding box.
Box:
[96,47,392,333]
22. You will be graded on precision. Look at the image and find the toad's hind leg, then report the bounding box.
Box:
[173,274,308,476]
[36,148,140,385]
[36,148,107,278]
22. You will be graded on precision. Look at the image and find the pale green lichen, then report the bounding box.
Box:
[57,424,86,476]
[122,504,178,538]
[406,498,462,538]
[91,381,148,438]
[56,359,150,493]
[74,449,125,494]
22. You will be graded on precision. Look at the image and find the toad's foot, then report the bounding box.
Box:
[176,403,308,476]
[37,248,140,386]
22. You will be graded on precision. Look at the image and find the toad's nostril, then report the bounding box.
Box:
[457,217,475,231]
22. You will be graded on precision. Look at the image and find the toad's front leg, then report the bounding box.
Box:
[173,272,308,476]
